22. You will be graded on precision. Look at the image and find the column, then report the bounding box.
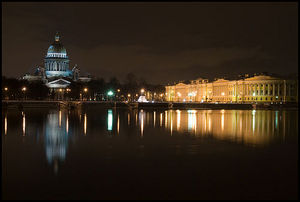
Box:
[263,84,265,96]
[268,83,270,96]
[273,83,275,96]
[258,83,260,96]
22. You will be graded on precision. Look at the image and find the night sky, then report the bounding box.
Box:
[2,2,298,84]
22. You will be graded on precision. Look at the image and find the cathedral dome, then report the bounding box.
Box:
[46,32,67,56]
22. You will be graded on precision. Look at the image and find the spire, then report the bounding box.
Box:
[55,32,60,42]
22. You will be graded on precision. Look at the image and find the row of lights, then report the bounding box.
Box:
[3,87,165,98]
[3,87,27,91]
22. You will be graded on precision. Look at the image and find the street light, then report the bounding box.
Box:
[141,88,145,94]
[117,89,120,93]
[22,87,27,100]
[4,87,8,91]
[84,88,88,92]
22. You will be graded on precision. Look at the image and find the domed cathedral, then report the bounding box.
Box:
[44,32,73,78]
[22,32,91,93]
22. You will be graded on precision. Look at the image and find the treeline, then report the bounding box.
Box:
[2,73,165,101]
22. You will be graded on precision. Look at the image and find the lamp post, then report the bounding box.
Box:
[83,88,88,101]
[22,87,27,100]
[128,93,131,102]
[4,87,8,100]
[107,90,114,101]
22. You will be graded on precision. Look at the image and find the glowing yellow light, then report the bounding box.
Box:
[84,88,88,92]
[66,115,69,134]
[221,92,225,96]
[153,111,156,127]
[22,87,26,91]
[22,112,26,136]
[117,114,120,134]
[59,89,62,92]
[128,94,131,97]
[5,115,7,136]
[84,113,87,135]
[176,110,181,131]
[117,89,120,92]
[59,110,61,127]
[4,87,8,91]
[141,88,145,93]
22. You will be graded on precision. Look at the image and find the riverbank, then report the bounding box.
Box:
[2,100,298,110]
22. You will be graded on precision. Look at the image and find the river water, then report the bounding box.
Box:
[2,107,298,199]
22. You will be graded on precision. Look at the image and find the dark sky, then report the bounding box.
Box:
[2,2,298,84]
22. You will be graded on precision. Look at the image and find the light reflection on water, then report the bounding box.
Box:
[2,108,298,175]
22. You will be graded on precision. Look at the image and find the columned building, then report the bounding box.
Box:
[22,32,92,93]
[165,75,298,103]
[44,33,72,78]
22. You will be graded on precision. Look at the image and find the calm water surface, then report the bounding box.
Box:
[2,107,298,199]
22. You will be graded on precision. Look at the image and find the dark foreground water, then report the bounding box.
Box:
[2,107,298,200]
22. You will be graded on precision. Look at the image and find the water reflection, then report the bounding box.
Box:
[5,114,7,136]
[107,110,113,131]
[2,108,298,176]
[45,111,68,174]
[22,111,26,136]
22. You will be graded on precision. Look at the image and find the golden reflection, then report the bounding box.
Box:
[5,114,7,136]
[161,110,283,146]
[140,110,144,137]
[22,112,26,136]
[153,111,156,127]
[160,113,163,127]
[135,112,138,125]
[84,113,87,135]
[165,111,168,127]
[170,110,173,135]
[128,113,130,125]
[59,110,62,127]
[117,114,120,134]
[176,110,181,131]
[221,111,224,132]
[66,115,69,134]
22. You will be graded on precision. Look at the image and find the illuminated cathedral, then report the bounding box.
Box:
[22,32,91,89]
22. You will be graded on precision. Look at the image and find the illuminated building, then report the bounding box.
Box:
[165,74,298,103]
[22,32,91,90]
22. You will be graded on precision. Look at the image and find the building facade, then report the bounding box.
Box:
[22,32,91,90]
[165,75,298,103]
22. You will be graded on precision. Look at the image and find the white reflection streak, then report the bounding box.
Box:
[108,110,113,131]
[160,113,163,127]
[84,113,87,135]
[176,110,181,131]
[252,110,256,133]
[5,115,7,136]
[153,111,156,127]
[117,114,120,134]
[188,110,197,132]
[59,110,62,127]
[141,111,144,137]
[22,112,26,136]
